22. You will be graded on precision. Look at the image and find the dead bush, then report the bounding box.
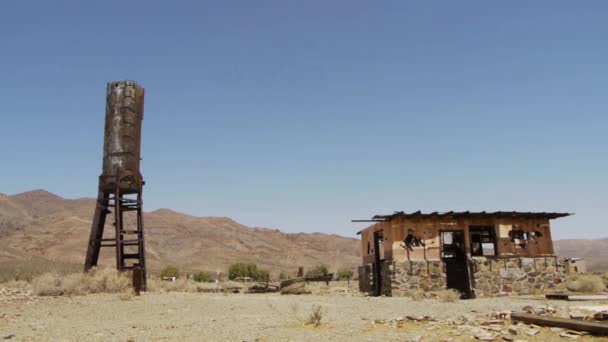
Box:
[83,268,130,293]
[32,273,64,296]
[305,305,325,327]
[31,268,131,296]
[119,291,134,301]
[403,289,425,301]
[566,275,605,293]
[160,278,199,293]
[431,289,460,302]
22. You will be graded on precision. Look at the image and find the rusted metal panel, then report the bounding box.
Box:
[101,81,145,193]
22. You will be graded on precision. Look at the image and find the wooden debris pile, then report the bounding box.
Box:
[370,304,608,340]
[280,278,311,295]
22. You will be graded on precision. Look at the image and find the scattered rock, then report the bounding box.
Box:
[569,311,587,320]
[559,332,580,339]
[593,311,608,321]
[521,305,534,314]
[475,332,497,341]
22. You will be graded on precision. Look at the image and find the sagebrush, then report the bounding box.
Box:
[32,268,131,296]
[566,274,605,293]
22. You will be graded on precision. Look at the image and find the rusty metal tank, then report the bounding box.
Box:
[100,81,145,193]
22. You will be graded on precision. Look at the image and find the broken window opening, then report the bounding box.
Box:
[509,229,543,248]
[401,227,425,251]
[470,226,497,257]
[440,231,465,260]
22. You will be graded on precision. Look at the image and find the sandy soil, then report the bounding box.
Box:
[1,287,607,342]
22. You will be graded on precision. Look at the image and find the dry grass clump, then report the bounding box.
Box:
[160,278,200,292]
[431,289,460,302]
[31,268,131,296]
[1,280,31,291]
[32,273,64,296]
[305,304,325,327]
[155,278,243,293]
[289,303,325,327]
[566,275,605,293]
[119,291,134,301]
[403,289,425,301]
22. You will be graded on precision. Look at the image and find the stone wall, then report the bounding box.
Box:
[470,256,567,297]
[390,260,446,296]
[361,256,567,297]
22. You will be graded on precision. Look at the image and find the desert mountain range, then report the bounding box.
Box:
[0,190,360,275]
[0,190,605,276]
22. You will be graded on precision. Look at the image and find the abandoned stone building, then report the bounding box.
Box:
[356,211,572,298]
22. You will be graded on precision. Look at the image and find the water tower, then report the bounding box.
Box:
[84,81,147,290]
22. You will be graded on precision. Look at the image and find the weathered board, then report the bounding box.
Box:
[511,313,608,335]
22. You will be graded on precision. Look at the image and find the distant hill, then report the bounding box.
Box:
[0,190,361,276]
[2,189,604,278]
[554,238,608,272]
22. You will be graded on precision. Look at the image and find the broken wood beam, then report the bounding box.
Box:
[511,313,608,336]
[546,294,608,301]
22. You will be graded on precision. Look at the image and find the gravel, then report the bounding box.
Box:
[0,291,605,341]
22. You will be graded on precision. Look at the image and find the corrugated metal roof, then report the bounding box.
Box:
[370,211,572,221]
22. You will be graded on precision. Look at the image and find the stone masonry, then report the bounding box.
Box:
[389,260,446,296]
[470,256,567,297]
[378,257,567,297]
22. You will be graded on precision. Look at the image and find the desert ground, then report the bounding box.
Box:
[1,280,607,342]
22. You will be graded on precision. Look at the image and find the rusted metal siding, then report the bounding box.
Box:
[101,81,145,193]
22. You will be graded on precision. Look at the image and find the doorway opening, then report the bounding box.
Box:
[440,230,472,298]
[372,230,384,296]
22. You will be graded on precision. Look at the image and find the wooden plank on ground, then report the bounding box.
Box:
[568,295,608,301]
[511,313,608,335]
[546,294,608,301]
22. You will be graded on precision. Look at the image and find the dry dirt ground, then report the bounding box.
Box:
[1,285,608,342]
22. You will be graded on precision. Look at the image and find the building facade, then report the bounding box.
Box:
[356,211,571,298]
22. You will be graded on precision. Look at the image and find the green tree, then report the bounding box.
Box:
[257,269,270,282]
[278,271,289,280]
[336,267,354,285]
[306,264,329,276]
[193,271,212,283]
[160,266,179,279]
[228,262,268,281]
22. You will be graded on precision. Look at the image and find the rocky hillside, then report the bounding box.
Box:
[0,190,360,276]
[554,238,608,272]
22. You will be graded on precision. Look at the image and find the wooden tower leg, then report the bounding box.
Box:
[84,190,109,271]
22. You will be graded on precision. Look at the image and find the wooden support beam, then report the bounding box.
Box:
[511,313,608,336]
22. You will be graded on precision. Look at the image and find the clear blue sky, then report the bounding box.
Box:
[1,1,606,239]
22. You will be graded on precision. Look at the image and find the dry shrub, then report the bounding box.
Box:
[146,278,160,292]
[403,289,425,301]
[160,278,199,292]
[83,268,130,293]
[566,275,605,293]
[432,289,460,302]
[31,268,131,296]
[119,291,134,301]
[2,280,31,291]
[305,305,324,327]
[32,273,64,296]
